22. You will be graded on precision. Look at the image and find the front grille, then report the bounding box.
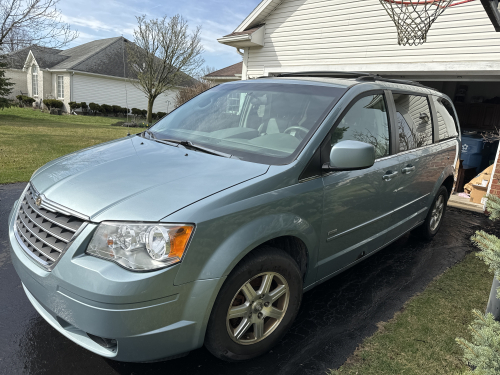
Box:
[15,185,85,269]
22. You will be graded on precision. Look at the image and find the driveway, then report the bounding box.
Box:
[0,182,488,375]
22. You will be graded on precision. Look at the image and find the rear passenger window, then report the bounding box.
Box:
[393,94,433,151]
[432,96,458,141]
[330,94,390,159]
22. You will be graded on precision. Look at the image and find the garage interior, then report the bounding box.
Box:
[395,79,499,212]
[423,80,498,211]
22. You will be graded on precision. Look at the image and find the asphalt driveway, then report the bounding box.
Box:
[0,182,489,375]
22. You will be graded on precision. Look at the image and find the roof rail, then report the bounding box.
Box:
[260,71,433,90]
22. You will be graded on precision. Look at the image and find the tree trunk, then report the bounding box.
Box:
[147,97,154,125]
[486,275,500,320]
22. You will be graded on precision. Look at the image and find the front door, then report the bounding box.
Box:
[317,93,401,280]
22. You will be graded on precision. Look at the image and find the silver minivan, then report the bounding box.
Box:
[8,72,459,362]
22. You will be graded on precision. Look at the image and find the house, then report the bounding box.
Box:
[217,0,500,209]
[4,37,193,113]
[204,61,243,83]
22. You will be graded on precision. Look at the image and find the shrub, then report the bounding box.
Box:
[88,102,101,115]
[16,95,36,107]
[80,102,88,110]
[174,81,213,108]
[157,111,167,119]
[141,109,147,117]
[112,105,122,117]
[68,101,80,110]
[457,195,500,374]
[131,108,142,117]
[100,104,112,115]
[43,99,64,110]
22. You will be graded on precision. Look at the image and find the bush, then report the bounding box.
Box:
[131,108,142,117]
[157,111,167,119]
[88,102,101,115]
[43,99,64,110]
[68,101,80,110]
[141,109,147,117]
[16,95,36,107]
[457,195,500,374]
[80,102,88,110]
[175,81,213,108]
[112,105,122,117]
[100,104,112,115]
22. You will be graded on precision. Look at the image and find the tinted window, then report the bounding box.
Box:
[394,94,433,151]
[432,96,458,140]
[151,82,345,165]
[330,94,390,159]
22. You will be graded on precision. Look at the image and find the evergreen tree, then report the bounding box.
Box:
[456,195,500,374]
[0,58,14,109]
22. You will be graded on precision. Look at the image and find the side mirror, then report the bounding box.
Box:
[323,140,376,171]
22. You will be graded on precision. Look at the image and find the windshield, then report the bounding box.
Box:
[150,81,346,164]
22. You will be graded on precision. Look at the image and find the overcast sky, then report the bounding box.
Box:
[58,0,261,71]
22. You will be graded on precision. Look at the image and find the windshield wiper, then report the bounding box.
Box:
[160,138,232,158]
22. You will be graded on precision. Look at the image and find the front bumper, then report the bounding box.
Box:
[8,199,224,362]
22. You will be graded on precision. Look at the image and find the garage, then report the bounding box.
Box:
[417,79,499,210]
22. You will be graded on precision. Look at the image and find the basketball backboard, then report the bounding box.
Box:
[481,0,500,31]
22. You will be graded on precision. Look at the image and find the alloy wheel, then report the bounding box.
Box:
[430,194,445,231]
[226,272,289,345]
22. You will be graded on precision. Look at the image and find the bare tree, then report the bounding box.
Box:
[127,14,204,124]
[0,0,78,52]
[174,66,216,108]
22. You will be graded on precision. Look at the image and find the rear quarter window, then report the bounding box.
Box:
[432,96,459,141]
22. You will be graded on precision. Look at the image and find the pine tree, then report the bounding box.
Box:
[456,195,500,374]
[0,58,14,109]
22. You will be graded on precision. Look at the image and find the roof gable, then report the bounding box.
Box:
[235,0,282,32]
[205,62,242,78]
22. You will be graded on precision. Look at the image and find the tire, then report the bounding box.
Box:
[417,185,448,240]
[205,246,303,362]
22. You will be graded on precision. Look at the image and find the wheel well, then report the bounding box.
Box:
[258,236,308,278]
[442,175,454,199]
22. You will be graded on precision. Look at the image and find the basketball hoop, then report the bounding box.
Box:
[379,0,475,46]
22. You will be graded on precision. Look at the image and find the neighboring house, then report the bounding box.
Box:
[204,62,242,83]
[217,0,500,208]
[4,37,193,113]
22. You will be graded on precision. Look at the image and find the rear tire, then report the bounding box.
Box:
[418,185,448,240]
[205,246,303,362]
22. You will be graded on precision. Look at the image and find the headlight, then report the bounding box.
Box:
[86,222,194,271]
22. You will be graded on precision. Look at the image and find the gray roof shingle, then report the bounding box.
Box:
[4,37,196,86]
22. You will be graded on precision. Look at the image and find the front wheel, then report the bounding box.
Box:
[205,246,303,361]
[418,185,448,240]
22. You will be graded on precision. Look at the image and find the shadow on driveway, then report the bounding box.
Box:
[0,182,489,375]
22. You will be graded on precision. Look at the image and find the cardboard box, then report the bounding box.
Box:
[470,184,487,204]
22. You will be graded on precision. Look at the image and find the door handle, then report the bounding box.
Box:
[402,165,416,174]
[382,171,398,181]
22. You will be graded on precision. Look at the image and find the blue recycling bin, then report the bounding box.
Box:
[461,135,485,173]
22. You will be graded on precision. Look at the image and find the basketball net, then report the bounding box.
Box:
[379,0,475,46]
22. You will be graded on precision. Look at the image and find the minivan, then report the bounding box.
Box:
[8,72,460,362]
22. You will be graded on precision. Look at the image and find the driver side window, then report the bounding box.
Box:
[331,94,390,159]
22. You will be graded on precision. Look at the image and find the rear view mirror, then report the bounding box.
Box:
[323,140,376,171]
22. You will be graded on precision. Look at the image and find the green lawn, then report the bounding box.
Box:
[330,252,492,375]
[0,107,130,184]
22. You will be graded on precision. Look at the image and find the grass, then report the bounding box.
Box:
[0,107,131,184]
[329,252,492,375]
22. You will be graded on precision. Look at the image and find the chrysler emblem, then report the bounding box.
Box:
[35,196,42,207]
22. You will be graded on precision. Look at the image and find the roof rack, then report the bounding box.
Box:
[261,71,432,90]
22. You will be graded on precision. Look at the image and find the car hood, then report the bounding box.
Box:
[31,136,269,221]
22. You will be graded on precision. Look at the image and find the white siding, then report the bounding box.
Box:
[246,0,500,77]
[73,73,177,113]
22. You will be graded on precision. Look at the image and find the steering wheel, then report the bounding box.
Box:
[284,126,309,138]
